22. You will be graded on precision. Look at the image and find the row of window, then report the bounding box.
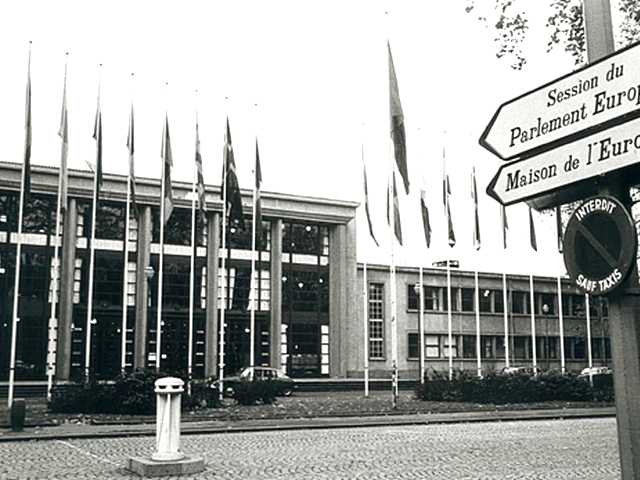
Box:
[406,284,608,318]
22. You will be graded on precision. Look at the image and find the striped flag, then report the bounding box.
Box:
[92,93,103,205]
[126,105,138,215]
[501,205,508,249]
[254,139,263,249]
[555,205,563,253]
[388,42,409,195]
[442,172,455,247]
[161,115,174,225]
[221,119,245,229]
[471,167,480,250]
[386,173,403,245]
[58,61,69,213]
[195,119,206,224]
[362,157,379,247]
[22,47,32,206]
[529,206,537,251]
[420,189,431,248]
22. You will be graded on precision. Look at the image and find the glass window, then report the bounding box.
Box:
[93,252,124,308]
[407,284,418,310]
[574,337,586,359]
[95,202,124,240]
[572,295,586,317]
[408,334,440,359]
[482,336,494,358]
[152,207,193,245]
[283,223,325,255]
[407,333,419,359]
[540,293,555,315]
[461,288,474,312]
[425,287,440,311]
[514,336,527,358]
[462,335,475,358]
[480,290,492,312]
[443,287,460,312]
[368,283,384,360]
[547,337,558,359]
[23,194,56,234]
[443,335,458,358]
[496,336,505,358]
[494,289,504,313]
[512,291,527,314]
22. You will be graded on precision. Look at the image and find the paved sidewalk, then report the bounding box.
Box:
[0,406,615,442]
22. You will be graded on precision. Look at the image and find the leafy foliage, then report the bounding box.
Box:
[416,369,612,404]
[48,369,220,415]
[618,0,640,47]
[494,0,529,70]
[231,380,281,406]
[546,0,585,66]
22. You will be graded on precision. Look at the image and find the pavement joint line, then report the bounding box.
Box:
[55,439,120,466]
[0,408,616,443]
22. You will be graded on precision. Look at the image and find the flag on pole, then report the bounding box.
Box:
[386,173,403,245]
[501,205,508,249]
[555,205,563,253]
[254,139,263,249]
[362,159,379,247]
[388,42,409,195]
[195,119,206,224]
[420,189,431,248]
[221,118,245,229]
[161,115,174,224]
[92,93,103,205]
[442,172,456,247]
[126,105,138,216]
[529,206,537,251]
[58,61,69,213]
[471,167,480,250]
[22,48,32,205]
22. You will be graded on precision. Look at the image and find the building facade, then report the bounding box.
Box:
[0,162,357,382]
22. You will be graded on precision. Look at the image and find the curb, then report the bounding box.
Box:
[0,407,616,443]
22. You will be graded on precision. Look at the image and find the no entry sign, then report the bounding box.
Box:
[563,195,637,295]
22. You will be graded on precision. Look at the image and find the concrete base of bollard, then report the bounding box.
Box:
[126,456,205,477]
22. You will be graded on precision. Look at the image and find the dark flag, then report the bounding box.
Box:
[471,167,480,250]
[555,205,563,253]
[126,105,138,216]
[529,206,537,251]
[161,115,174,225]
[254,139,263,249]
[386,173,403,245]
[388,42,409,195]
[58,60,69,213]
[362,158,379,247]
[221,118,245,229]
[501,205,508,250]
[442,172,455,247]
[92,93,103,205]
[420,189,431,248]
[22,47,32,206]
[195,119,206,224]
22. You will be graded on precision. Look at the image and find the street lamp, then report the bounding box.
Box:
[145,265,155,307]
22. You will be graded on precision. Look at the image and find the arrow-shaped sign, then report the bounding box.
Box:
[480,40,640,160]
[487,115,640,205]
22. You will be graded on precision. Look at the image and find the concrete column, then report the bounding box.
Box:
[270,219,282,369]
[55,198,77,381]
[329,222,353,378]
[344,218,357,374]
[134,206,151,369]
[205,212,220,377]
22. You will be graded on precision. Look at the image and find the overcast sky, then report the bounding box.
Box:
[1,1,626,277]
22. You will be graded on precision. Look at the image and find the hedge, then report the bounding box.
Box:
[415,369,613,404]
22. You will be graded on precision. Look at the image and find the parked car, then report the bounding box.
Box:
[578,366,612,378]
[211,366,296,397]
[500,366,536,376]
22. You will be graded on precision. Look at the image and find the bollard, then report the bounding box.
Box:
[152,377,185,462]
[10,399,26,432]
[126,377,204,477]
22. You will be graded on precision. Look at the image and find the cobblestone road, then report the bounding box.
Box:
[0,418,620,479]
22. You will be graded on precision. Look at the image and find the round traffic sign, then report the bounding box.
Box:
[563,195,637,295]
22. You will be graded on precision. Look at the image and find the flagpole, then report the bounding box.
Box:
[250,138,257,370]
[47,52,68,401]
[157,113,168,371]
[472,167,481,379]
[474,268,481,378]
[585,293,593,386]
[503,272,509,368]
[529,274,537,374]
[363,261,370,397]
[558,276,566,374]
[388,162,398,409]
[188,143,196,392]
[120,77,134,374]
[443,153,453,381]
[7,46,32,407]
[218,118,229,401]
[418,265,425,385]
[84,66,102,383]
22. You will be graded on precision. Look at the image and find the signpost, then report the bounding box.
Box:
[480,40,640,160]
[563,195,637,295]
[486,115,640,205]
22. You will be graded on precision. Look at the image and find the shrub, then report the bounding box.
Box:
[232,380,280,406]
[415,369,613,404]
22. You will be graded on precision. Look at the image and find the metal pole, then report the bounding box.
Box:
[84,145,99,382]
[120,174,131,372]
[474,269,481,378]
[529,274,537,374]
[558,276,566,374]
[418,265,425,385]
[585,293,593,386]
[503,272,509,368]
[187,162,196,392]
[363,262,369,397]
[156,122,167,371]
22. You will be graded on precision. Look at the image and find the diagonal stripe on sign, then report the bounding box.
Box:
[575,222,618,269]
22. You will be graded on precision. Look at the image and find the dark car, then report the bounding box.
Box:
[212,366,296,397]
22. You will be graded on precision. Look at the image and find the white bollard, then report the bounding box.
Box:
[152,377,185,462]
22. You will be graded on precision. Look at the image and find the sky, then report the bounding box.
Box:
[0,1,626,277]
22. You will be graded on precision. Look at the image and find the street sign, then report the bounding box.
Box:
[486,115,640,206]
[480,40,640,160]
[563,195,637,295]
